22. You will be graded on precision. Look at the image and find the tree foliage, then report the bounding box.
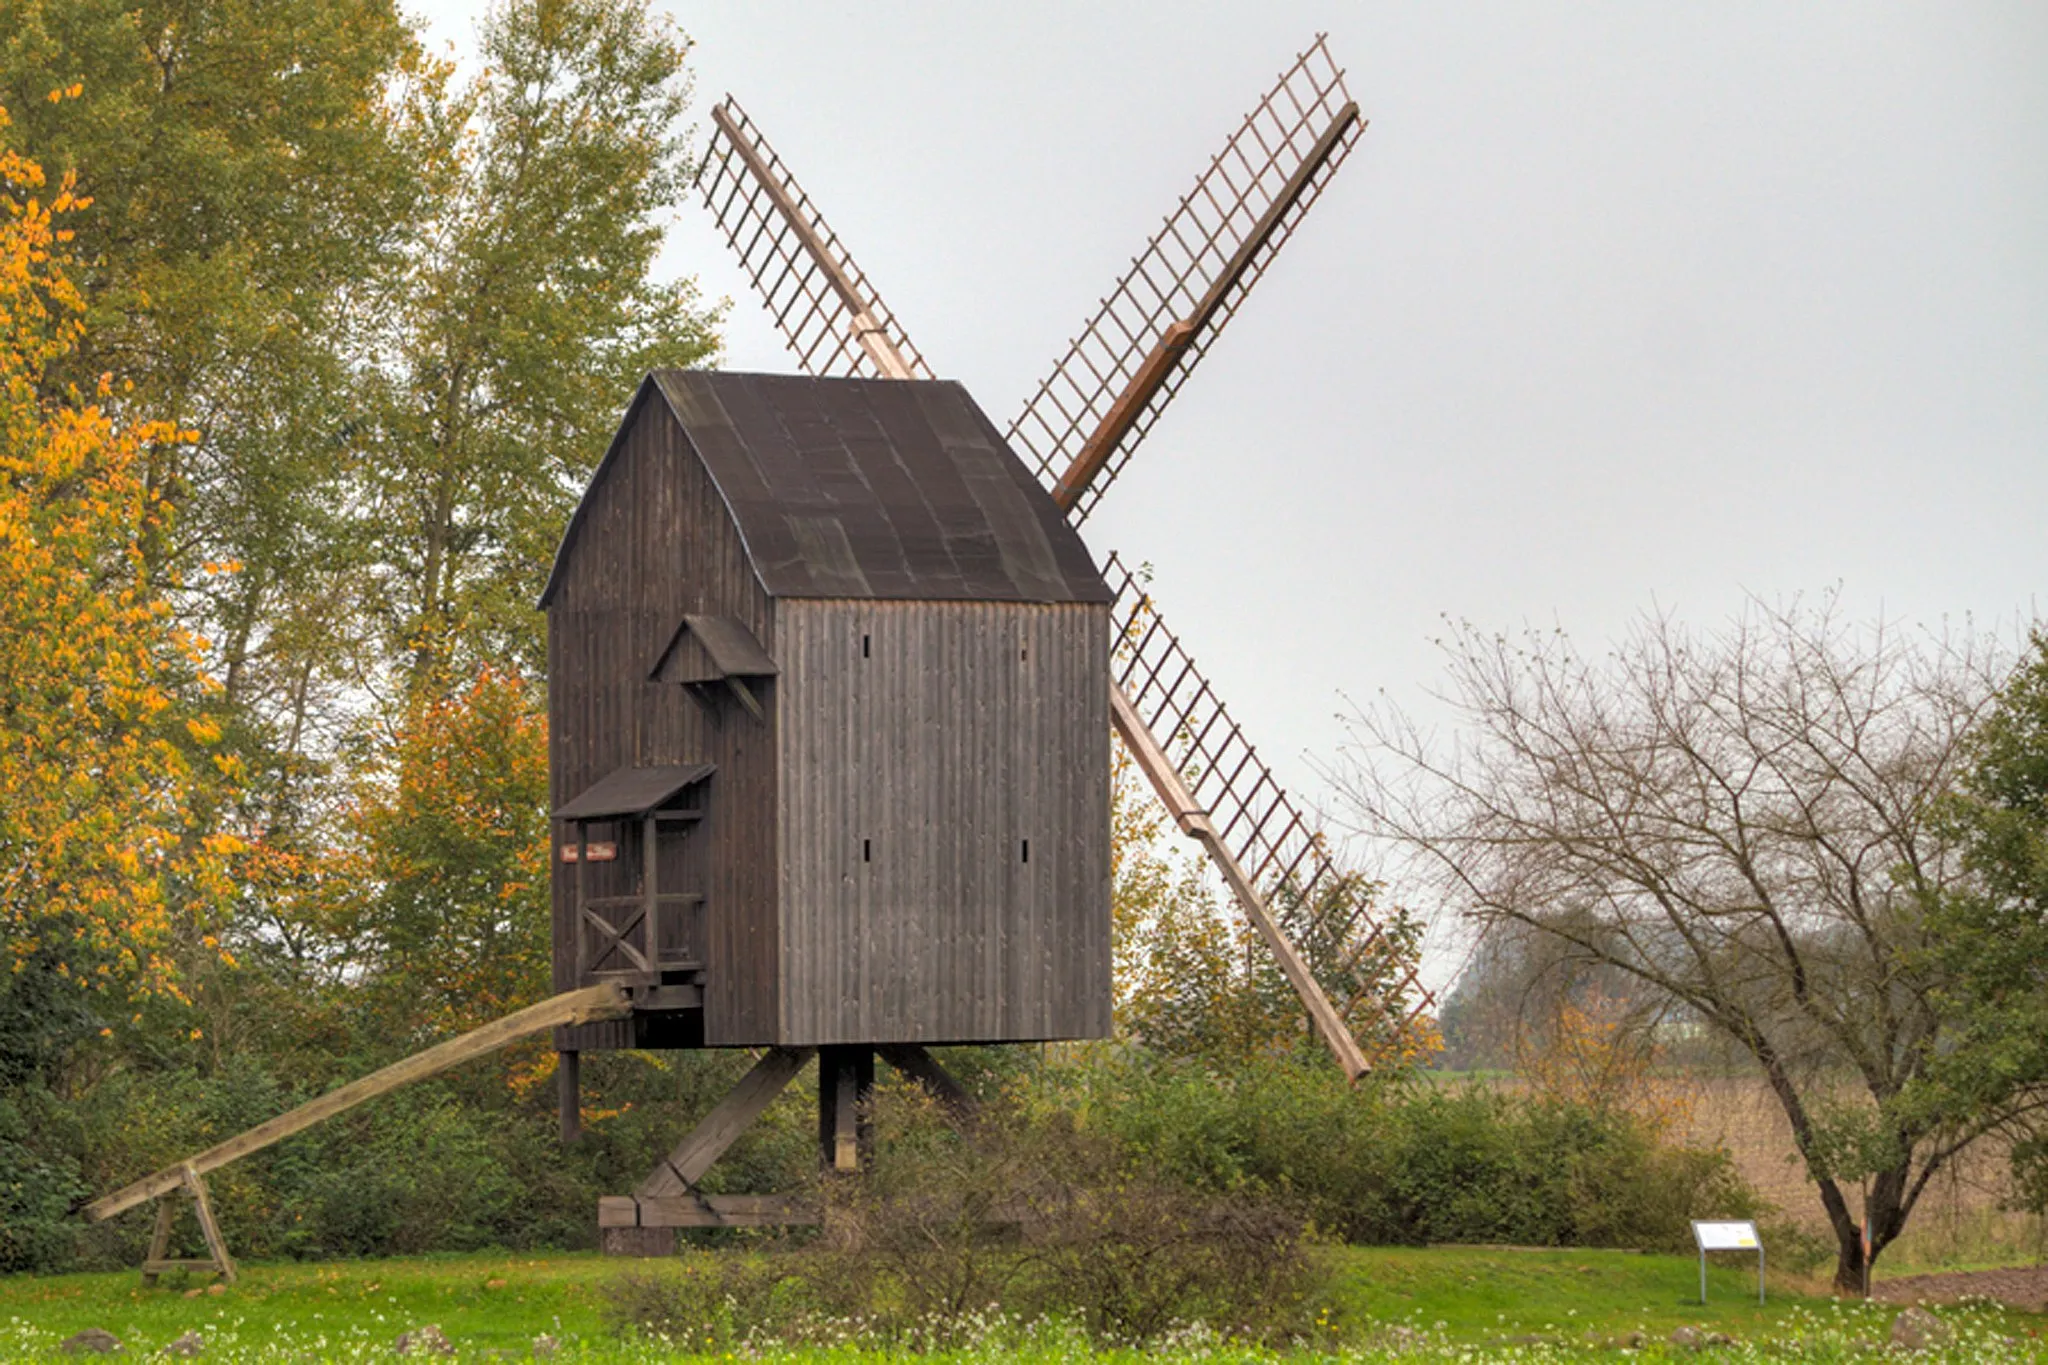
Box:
[1110,751,1434,1069]
[358,0,720,687]
[0,0,429,739]
[328,668,552,1040]
[1925,632,2048,1212]
[0,0,730,1271]
[0,97,236,1008]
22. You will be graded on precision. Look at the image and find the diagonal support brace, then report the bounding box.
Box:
[636,1046,816,1199]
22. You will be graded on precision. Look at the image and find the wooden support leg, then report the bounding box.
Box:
[558,1050,581,1144]
[183,1164,236,1284]
[140,1197,177,1286]
[141,1166,236,1286]
[817,1046,873,1173]
[605,1047,817,1255]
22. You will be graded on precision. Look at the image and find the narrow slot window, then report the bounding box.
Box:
[861,633,870,659]
[1021,839,1030,864]
[862,838,872,863]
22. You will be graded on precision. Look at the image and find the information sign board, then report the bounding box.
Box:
[1693,1220,1759,1251]
[1690,1220,1764,1304]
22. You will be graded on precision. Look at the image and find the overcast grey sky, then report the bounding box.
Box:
[421,3,2046,931]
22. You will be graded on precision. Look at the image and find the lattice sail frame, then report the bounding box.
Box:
[699,98,933,381]
[1104,554,1432,1040]
[1008,36,1362,522]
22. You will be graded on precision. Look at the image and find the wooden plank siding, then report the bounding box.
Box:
[546,374,1115,1052]
[775,600,1111,1044]
[548,394,781,1048]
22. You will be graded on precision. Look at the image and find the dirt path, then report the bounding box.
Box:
[1874,1265,2048,1313]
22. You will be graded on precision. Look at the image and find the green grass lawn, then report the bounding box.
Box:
[1322,1245,2034,1345]
[0,1251,609,1357]
[0,1246,2041,1361]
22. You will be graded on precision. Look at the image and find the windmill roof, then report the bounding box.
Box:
[540,371,1112,606]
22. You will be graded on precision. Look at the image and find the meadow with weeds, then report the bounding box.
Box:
[3,1247,2045,1362]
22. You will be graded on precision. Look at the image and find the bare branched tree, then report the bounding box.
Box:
[1334,596,2018,1291]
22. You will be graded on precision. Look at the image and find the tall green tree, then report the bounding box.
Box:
[358,0,720,689]
[1925,631,2048,1212]
[0,0,428,746]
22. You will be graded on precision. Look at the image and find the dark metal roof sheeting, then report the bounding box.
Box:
[553,763,716,820]
[540,372,1111,606]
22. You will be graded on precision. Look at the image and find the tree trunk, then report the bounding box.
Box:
[1809,1172,1868,1295]
[1823,1162,1914,1294]
[1829,1214,1868,1295]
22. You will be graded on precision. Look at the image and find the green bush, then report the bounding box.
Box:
[1043,1050,1761,1252]
[14,1033,1761,1276]
[602,1083,1326,1349]
[34,1044,818,1273]
[0,1089,84,1274]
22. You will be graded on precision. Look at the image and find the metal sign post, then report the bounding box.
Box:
[1691,1220,1765,1305]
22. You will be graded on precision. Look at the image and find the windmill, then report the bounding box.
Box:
[78,41,1439,1277]
[696,35,1430,1079]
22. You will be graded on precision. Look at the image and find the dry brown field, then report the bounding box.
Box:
[1471,1064,2046,1277]
[1668,1074,2047,1277]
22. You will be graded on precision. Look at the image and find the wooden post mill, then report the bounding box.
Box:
[547,32,1432,1244]
[541,370,1116,1189]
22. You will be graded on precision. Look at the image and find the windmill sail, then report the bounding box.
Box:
[1008,35,1363,521]
[698,99,931,381]
[1103,553,1431,1049]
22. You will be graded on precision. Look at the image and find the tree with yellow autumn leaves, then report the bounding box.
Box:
[0,96,237,1014]
[0,95,252,1270]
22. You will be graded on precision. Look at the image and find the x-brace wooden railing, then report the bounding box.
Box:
[571,810,704,984]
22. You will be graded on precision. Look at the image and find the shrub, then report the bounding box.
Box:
[825,1084,1322,1343]
[0,1089,83,1274]
[1043,1049,1762,1252]
[602,1082,1326,1349]
[38,1032,1760,1276]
